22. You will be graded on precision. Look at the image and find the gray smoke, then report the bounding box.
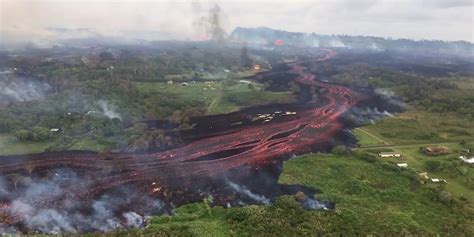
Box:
[0,169,163,234]
[227,181,270,205]
[98,100,122,121]
[0,71,52,106]
[194,4,227,42]
[301,198,328,210]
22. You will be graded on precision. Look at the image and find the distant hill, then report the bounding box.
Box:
[230,27,474,57]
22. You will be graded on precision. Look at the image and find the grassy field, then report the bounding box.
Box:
[208,82,294,115]
[354,108,474,202]
[353,128,386,146]
[0,133,55,156]
[135,80,294,116]
[135,81,223,106]
[67,136,109,151]
[359,109,474,145]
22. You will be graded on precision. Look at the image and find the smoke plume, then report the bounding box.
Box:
[0,168,163,234]
[98,100,122,121]
[227,181,270,205]
[0,71,52,106]
[194,4,227,42]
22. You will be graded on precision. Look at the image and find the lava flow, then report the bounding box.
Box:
[0,49,363,232]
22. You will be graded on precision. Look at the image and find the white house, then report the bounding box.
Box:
[397,163,408,168]
[459,156,474,164]
[379,152,401,158]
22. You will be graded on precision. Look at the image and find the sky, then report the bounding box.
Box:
[1,0,473,47]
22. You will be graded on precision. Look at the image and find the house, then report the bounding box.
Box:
[378,152,401,158]
[464,158,474,165]
[459,155,474,165]
[166,80,174,85]
[50,128,61,132]
[181,82,189,86]
[397,163,408,168]
[424,146,449,156]
[431,178,447,183]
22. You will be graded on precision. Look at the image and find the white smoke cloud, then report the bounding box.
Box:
[227,181,270,205]
[329,39,346,48]
[1,169,163,234]
[301,198,328,210]
[98,100,122,121]
[0,72,52,105]
[123,212,144,227]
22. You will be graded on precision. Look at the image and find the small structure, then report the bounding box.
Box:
[459,155,474,165]
[181,82,189,87]
[166,80,174,85]
[378,152,401,158]
[431,178,447,183]
[424,146,449,156]
[239,80,252,85]
[50,128,61,133]
[397,163,408,168]
[418,172,429,180]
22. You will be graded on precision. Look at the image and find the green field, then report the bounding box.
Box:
[354,107,474,202]
[208,82,294,115]
[135,80,294,116]
[359,109,474,145]
[0,133,55,155]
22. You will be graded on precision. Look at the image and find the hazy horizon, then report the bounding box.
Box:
[1,0,473,48]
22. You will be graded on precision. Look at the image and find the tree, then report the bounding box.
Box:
[24,162,36,176]
[8,174,24,190]
[424,160,441,172]
[14,129,31,141]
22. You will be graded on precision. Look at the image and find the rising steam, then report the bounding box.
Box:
[98,100,122,121]
[0,169,163,234]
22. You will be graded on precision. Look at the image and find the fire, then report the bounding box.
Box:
[275,39,284,46]
[253,64,261,70]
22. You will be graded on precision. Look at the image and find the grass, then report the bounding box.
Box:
[68,136,109,151]
[135,80,294,116]
[360,109,474,144]
[208,82,295,115]
[353,128,386,146]
[279,153,474,235]
[354,108,474,202]
[135,81,223,106]
[0,133,55,155]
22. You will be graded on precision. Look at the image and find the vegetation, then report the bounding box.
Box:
[95,152,474,236]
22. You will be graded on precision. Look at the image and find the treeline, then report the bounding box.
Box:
[331,62,474,119]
